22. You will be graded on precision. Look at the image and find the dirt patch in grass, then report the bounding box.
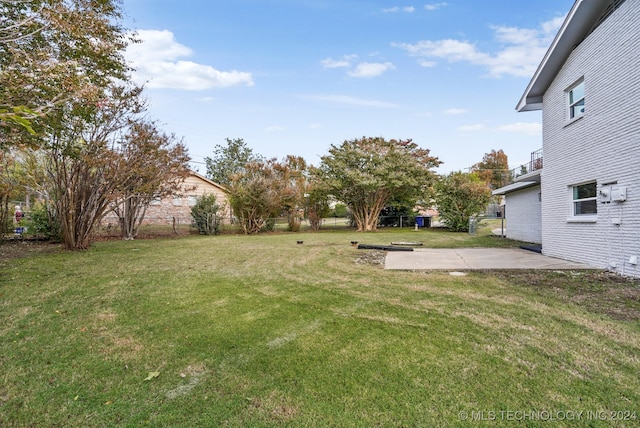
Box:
[354,250,386,266]
[0,239,61,261]
[248,391,299,423]
[495,270,640,322]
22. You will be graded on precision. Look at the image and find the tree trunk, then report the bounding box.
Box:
[351,191,388,232]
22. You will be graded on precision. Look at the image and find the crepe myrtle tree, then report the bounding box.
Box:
[111,119,191,240]
[0,0,132,143]
[435,171,491,232]
[227,158,297,234]
[304,180,330,231]
[43,85,147,250]
[315,137,441,232]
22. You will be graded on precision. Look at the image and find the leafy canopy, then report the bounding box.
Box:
[435,171,491,232]
[315,137,441,231]
[205,138,263,187]
[0,0,132,144]
[470,149,511,190]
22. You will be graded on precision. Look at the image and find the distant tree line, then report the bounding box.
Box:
[205,137,503,234]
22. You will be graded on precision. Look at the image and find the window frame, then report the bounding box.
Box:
[567,79,585,121]
[569,181,597,221]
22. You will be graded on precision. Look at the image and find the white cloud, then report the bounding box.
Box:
[348,62,396,78]
[126,29,254,90]
[444,108,467,115]
[418,59,437,68]
[321,55,357,68]
[458,124,487,132]
[424,3,448,11]
[306,94,399,108]
[265,125,286,132]
[393,16,565,78]
[495,122,542,135]
[383,6,415,13]
[541,16,567,35]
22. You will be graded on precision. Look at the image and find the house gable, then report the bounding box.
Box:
[517,0,626,112]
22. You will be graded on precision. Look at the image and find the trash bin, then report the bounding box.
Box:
[415,216,431,228]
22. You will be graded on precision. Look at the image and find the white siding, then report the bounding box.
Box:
[505,185,542,244]
[541,0,640,276]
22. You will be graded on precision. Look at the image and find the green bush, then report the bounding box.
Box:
[191,194,223,235]
[24,203,60,240]
[332,203,349,218]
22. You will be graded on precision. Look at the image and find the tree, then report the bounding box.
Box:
[111,120,191,240]
[304,179,330,231]
[205,138,263,187]
[227,159,296,234]
[43,85,146,250]
[435,172,491,232]
[0,0,131,145]
[280,155,308,232]
[314,137,441,231]
[471,149,511,190]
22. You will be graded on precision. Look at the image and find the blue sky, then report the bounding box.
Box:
[121,0,575,174]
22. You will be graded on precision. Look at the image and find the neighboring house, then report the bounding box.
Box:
[495,0,640,276]
[103,171,229,228]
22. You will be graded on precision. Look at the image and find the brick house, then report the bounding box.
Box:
[495,0,640,276]
[103,171,230,229]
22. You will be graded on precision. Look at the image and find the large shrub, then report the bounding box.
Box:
[191,194,223,235]
[435,172,491,232]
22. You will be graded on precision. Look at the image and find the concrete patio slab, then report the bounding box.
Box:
[384,248,597,270]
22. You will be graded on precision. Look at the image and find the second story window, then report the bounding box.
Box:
[568,79,585,120]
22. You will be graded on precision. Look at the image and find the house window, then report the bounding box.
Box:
[188,195,198,206]
[568,79,585,120]
[150,196,161,206]
[572,182,597,216]
[173,196,183,206]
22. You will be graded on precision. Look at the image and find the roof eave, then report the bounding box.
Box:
[516,0,613,112]
[492,181,540,196]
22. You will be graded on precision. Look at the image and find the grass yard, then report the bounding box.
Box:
[1,226,639,426]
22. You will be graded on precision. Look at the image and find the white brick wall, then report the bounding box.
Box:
[541,0,640,276]
[505,185,542,244]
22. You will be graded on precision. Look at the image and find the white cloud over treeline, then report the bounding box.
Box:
[393,16,565,78]
[126,30,254,90]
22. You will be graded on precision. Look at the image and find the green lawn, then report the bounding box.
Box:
[1,227,639,426]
